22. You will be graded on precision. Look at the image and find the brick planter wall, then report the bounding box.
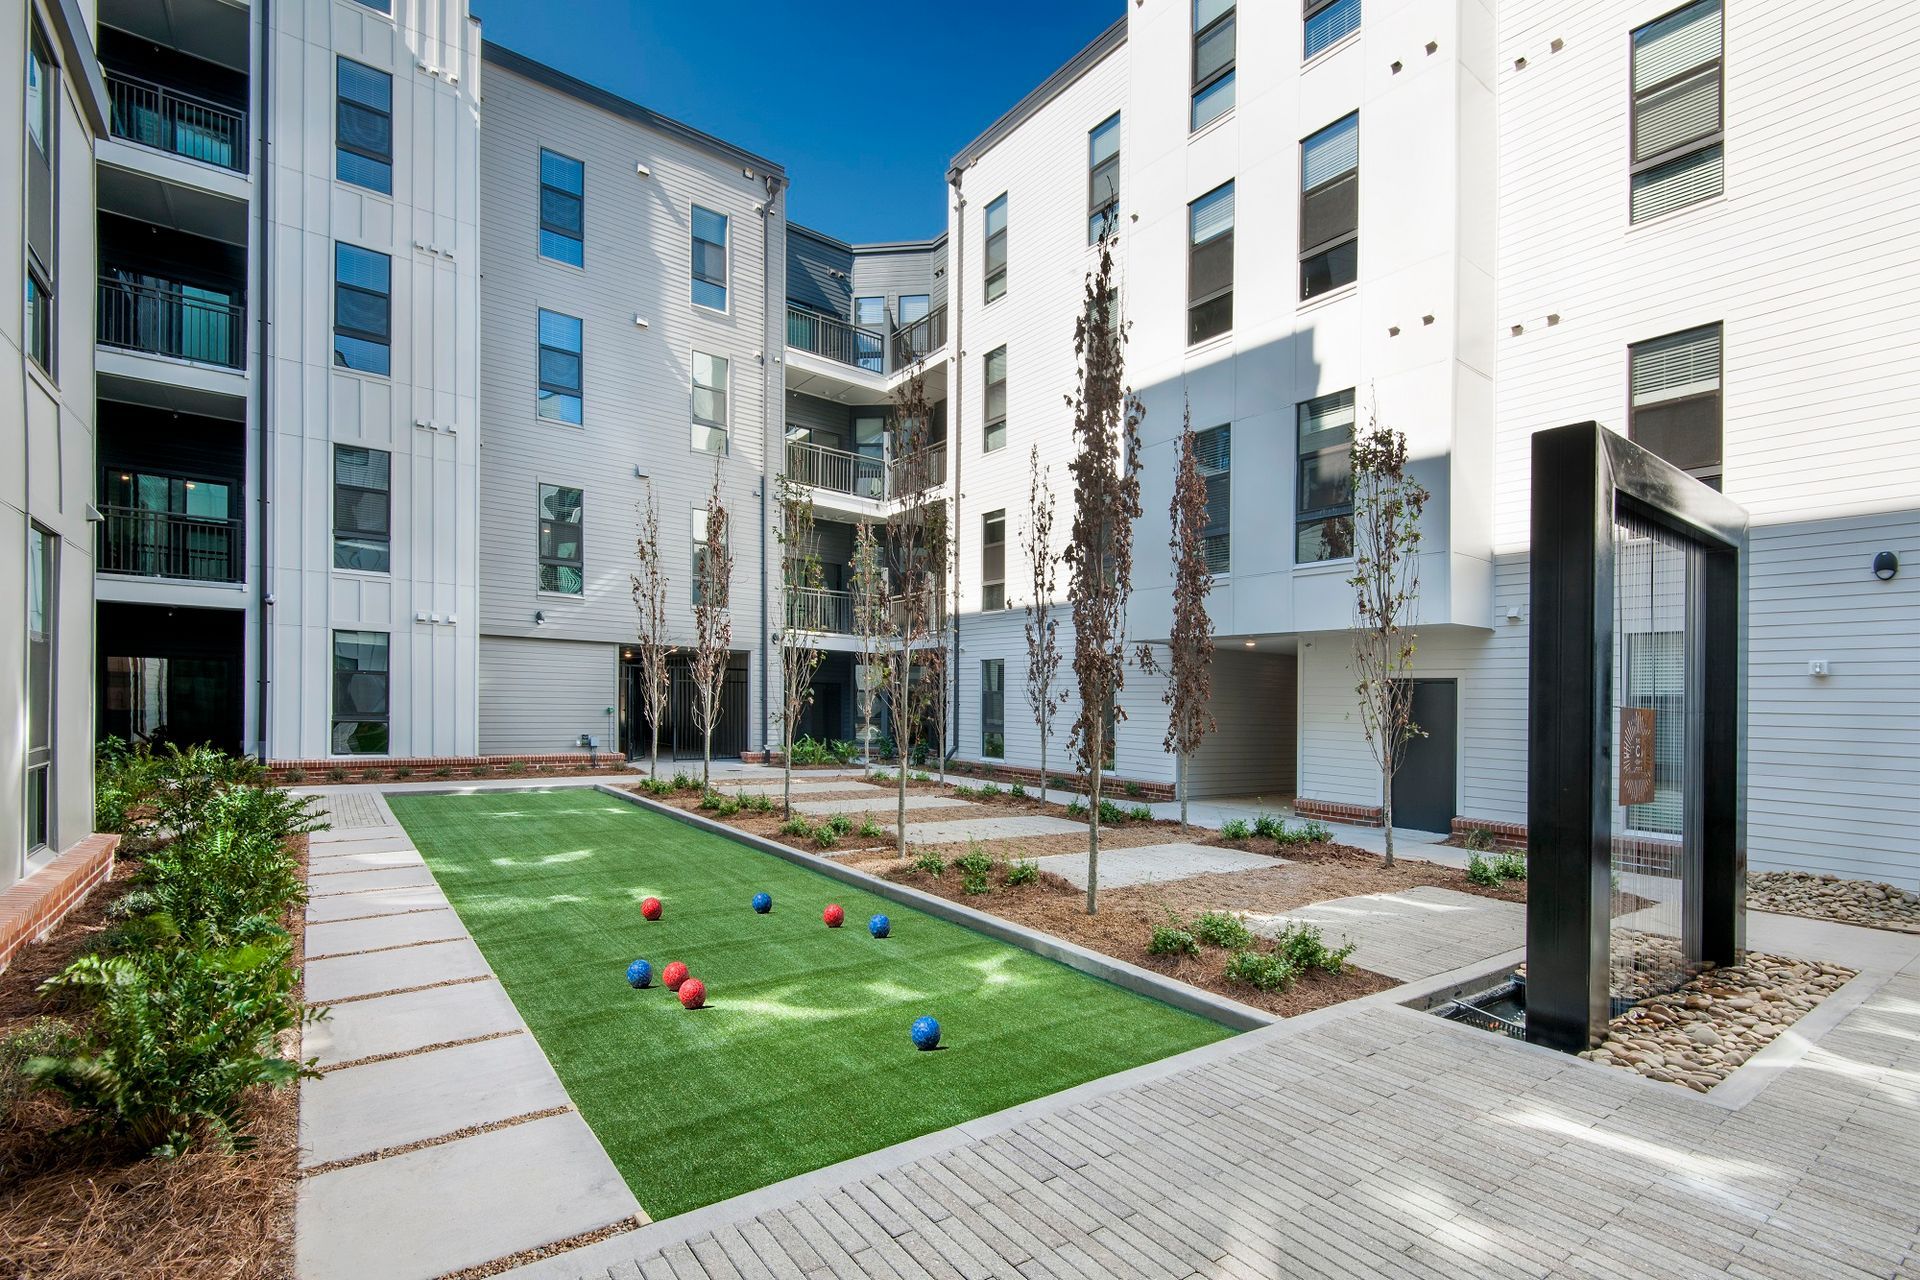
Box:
[265,753,633,784]
[1293,798,1384,828]
[1450,817,1530,852]
[0,834,119,975]
[944,759,1178,802]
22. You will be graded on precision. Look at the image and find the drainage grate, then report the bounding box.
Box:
[1438,979,1526,1040]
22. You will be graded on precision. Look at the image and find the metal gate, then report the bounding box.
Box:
[622,653,748,762]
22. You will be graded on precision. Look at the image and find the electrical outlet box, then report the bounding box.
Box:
[1808,659,1830,677]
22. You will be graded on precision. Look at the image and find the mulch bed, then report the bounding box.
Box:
[0,840,305,1279]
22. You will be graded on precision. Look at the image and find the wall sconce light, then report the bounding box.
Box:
[1872,551,1899,581]
[535,610,548,626]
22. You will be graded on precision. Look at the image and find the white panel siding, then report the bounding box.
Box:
[478,635,618,755]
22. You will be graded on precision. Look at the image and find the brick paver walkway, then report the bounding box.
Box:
[1247,886,1527,982]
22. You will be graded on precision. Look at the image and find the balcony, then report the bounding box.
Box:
[106,70,248,174]
[98,275,244,368]
[788,307,884,373]
[891,304,948,368]
[99,506,242,583]
[788,440,885,500]
[787,587,853,634]
[890,444,947,496]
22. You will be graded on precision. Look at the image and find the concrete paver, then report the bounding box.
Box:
[716,778,886,796]
[1035,842,1282,890]
[305,883,451,923]
[899,814,1088,845]
[303,937,493,1002]
[307,848,428,874]
[305,865,440,896]
[796,794,973,817]
[299,1032,570,1166]
[295,1113,643,1280]
[304,908,468,958]
[303,978,524,1067]
[1243,885,1524,981]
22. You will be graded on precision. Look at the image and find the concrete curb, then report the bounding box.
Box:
[594,784,1277,1033]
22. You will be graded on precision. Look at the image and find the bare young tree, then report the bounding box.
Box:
[629,490,674,778]
[850,520,886,774]
[1063,229,1143,914]
[1137,398,1216,830]
[774,473,825,818]
[1021,443,1065,797]
[881,361,947,854]
[1347,403,1430,867]
[690,468,735,789]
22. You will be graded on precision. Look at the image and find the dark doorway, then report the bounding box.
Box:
[1392,678,1457,833]
[620,652,749,762]
[98,602,245,755]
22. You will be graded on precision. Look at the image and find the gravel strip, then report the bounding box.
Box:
[1748,870,1920,933]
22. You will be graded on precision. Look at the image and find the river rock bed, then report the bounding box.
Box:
[1580,951,1855,1092]
[1748,870,1920,932]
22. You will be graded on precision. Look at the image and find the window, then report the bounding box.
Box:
[333,243,391,375]
[1088,113,1120,243]
[981,510,1006,610]
[1192,0,1236,129]
[691,351,729,455]
[538,484,584,594]
[334,446,391,572]
[1301,113,1359,300]
[983,193,1008,303]
[26,525,54,852]
[25,23,55,375]
[1194,425,1231,574]
[855,296,886,327]
[1629,323,1723,487]
[899,294,930,324]
[692,205,728,310]
[691,505,729,605]
[539,149,585,266]
[537,309,583,424]
[1296,389,1356,562]
[351,0,392,11]
[336,58,393,194]
[1305,0,1361,59]
[1630,0,1723,223]
[332,631,389,755]
[982,346,1008,453]
[1188,182,1234,344]
[982,660,1005,758]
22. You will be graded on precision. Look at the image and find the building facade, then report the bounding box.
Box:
[7,0,1913,892]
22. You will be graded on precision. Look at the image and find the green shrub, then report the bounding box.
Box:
[1466,853,1502,887]
[812,826,840,849]
[1122,780,1144,798]
[1148,915,1198,957]
[951,784,978,799]
[1266,819,1332,847]
[912,850,946,878]
[1252,812,1285,841]
[1128,804,1154,822]
[1004,859,1039,887]
[978,781,1002,797]
[956,844,994,895]
[469,764,493,779]
[1097,799,1126,825]
[910,771,932,783]
[870,769,895,784]
[325,767,349,783]
[358,769,387,784]
[1224,948,1299,992]
[1221,818,1252,841]
[857,814,884,840]
[1009,782,1027,799]
[433,766,454,779]
[391,766,415,780]
[115,790,312,937]
[1047,774,1071,791]
[1493,852,1528,881]
[1463,827,1496,853]
[0,1017,74,1127]
[789,735,835,766]
[822,814,856,837]
[714,795,742,818]
[94,738,163,834]
[741,793,774,813]
[832,740,861,765]
[1271,922,1355,975]
[1192,911,1254,950]
[26,916,319,1156]
[1066,798,1088,819]
[778,817,813,838]
[638,777,674,796]
[281,769,307,785]
[505,761,528,776]
[697,790,723,810]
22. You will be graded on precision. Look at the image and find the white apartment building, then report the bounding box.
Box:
[6,0,1915,892]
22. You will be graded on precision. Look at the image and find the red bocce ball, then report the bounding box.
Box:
[640,897,662,921]
[823,903,845,928]
[661,960,689,990]
[678,978,706,1010]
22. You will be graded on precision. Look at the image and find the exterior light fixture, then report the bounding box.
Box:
[1873,551,1899,581]
[535,610,547,626]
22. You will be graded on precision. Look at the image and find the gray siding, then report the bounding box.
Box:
[850,238,946,328]
[478,635,617,754]
[784,390,852,451]
[787,225,851,318]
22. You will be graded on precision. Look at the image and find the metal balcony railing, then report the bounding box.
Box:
[891,304,948,368]
[787,440,886,500]
[98,275,245,367]
[787,587,853,634]
[99,506,243,582]
[787,306,885,373]
[105,70,248,174]
[890,444,947,496]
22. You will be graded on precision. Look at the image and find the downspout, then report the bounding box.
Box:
[758,174,782,754]
[254,0,272,760]
[945,169,965,766]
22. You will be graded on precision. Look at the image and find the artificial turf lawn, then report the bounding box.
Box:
[386,789,1232,1218]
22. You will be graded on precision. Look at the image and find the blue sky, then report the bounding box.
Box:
[471,0,1122,243]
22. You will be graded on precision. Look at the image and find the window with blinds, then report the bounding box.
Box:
[1194,425,1231,575]
[1188,181,1234,344]
[692,205,728,310]
[538,484,584,595]
[1088,114,1120,244]
[983,346,1008,453]
[337,59,393,195]
[1301,113,1359,300]
[539,150,584,266]
[1630,0,1723,223]
[1629,324,1722,486]
[981,510,1006,610]
[334,445,391,572]
[1305,0,1360,60]
[1296,389,1356,563]
[984,193,1009,302]
[1192,0,1236,130]
[333,243,392,375]
[982,660,1005,758]
[537,309,583,425]
[25,23,54,375]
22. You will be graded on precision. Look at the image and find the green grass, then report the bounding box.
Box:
[387,790,1230,1218]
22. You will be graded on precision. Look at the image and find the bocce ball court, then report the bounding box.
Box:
[387,789,1233,1218]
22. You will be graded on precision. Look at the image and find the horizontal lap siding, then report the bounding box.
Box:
[1185,651,1296,800]
[478,635,617,755]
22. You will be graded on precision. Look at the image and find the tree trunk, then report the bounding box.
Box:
[1381,772,1395,868]
[896,747,908,857]
[702,726,712,789]
[1086,745,1102,916]
[649,719,659,779]
[1039,722,1047,802]
[782,718,793,818]
[1178,752,1187,832]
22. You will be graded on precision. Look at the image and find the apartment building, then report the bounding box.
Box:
[11,0,1913,892]
[3,0,104,893]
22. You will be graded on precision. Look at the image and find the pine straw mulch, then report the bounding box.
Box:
[0,839,306,1280]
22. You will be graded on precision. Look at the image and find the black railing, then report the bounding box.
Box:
[99,506,243,582]
[787,306,885,373]
[98,275,244,367]
[890,444,947,495]
[891,304,948,368]
[105,70,248,174]
[786,440,886,499]
[787,587,853,634]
